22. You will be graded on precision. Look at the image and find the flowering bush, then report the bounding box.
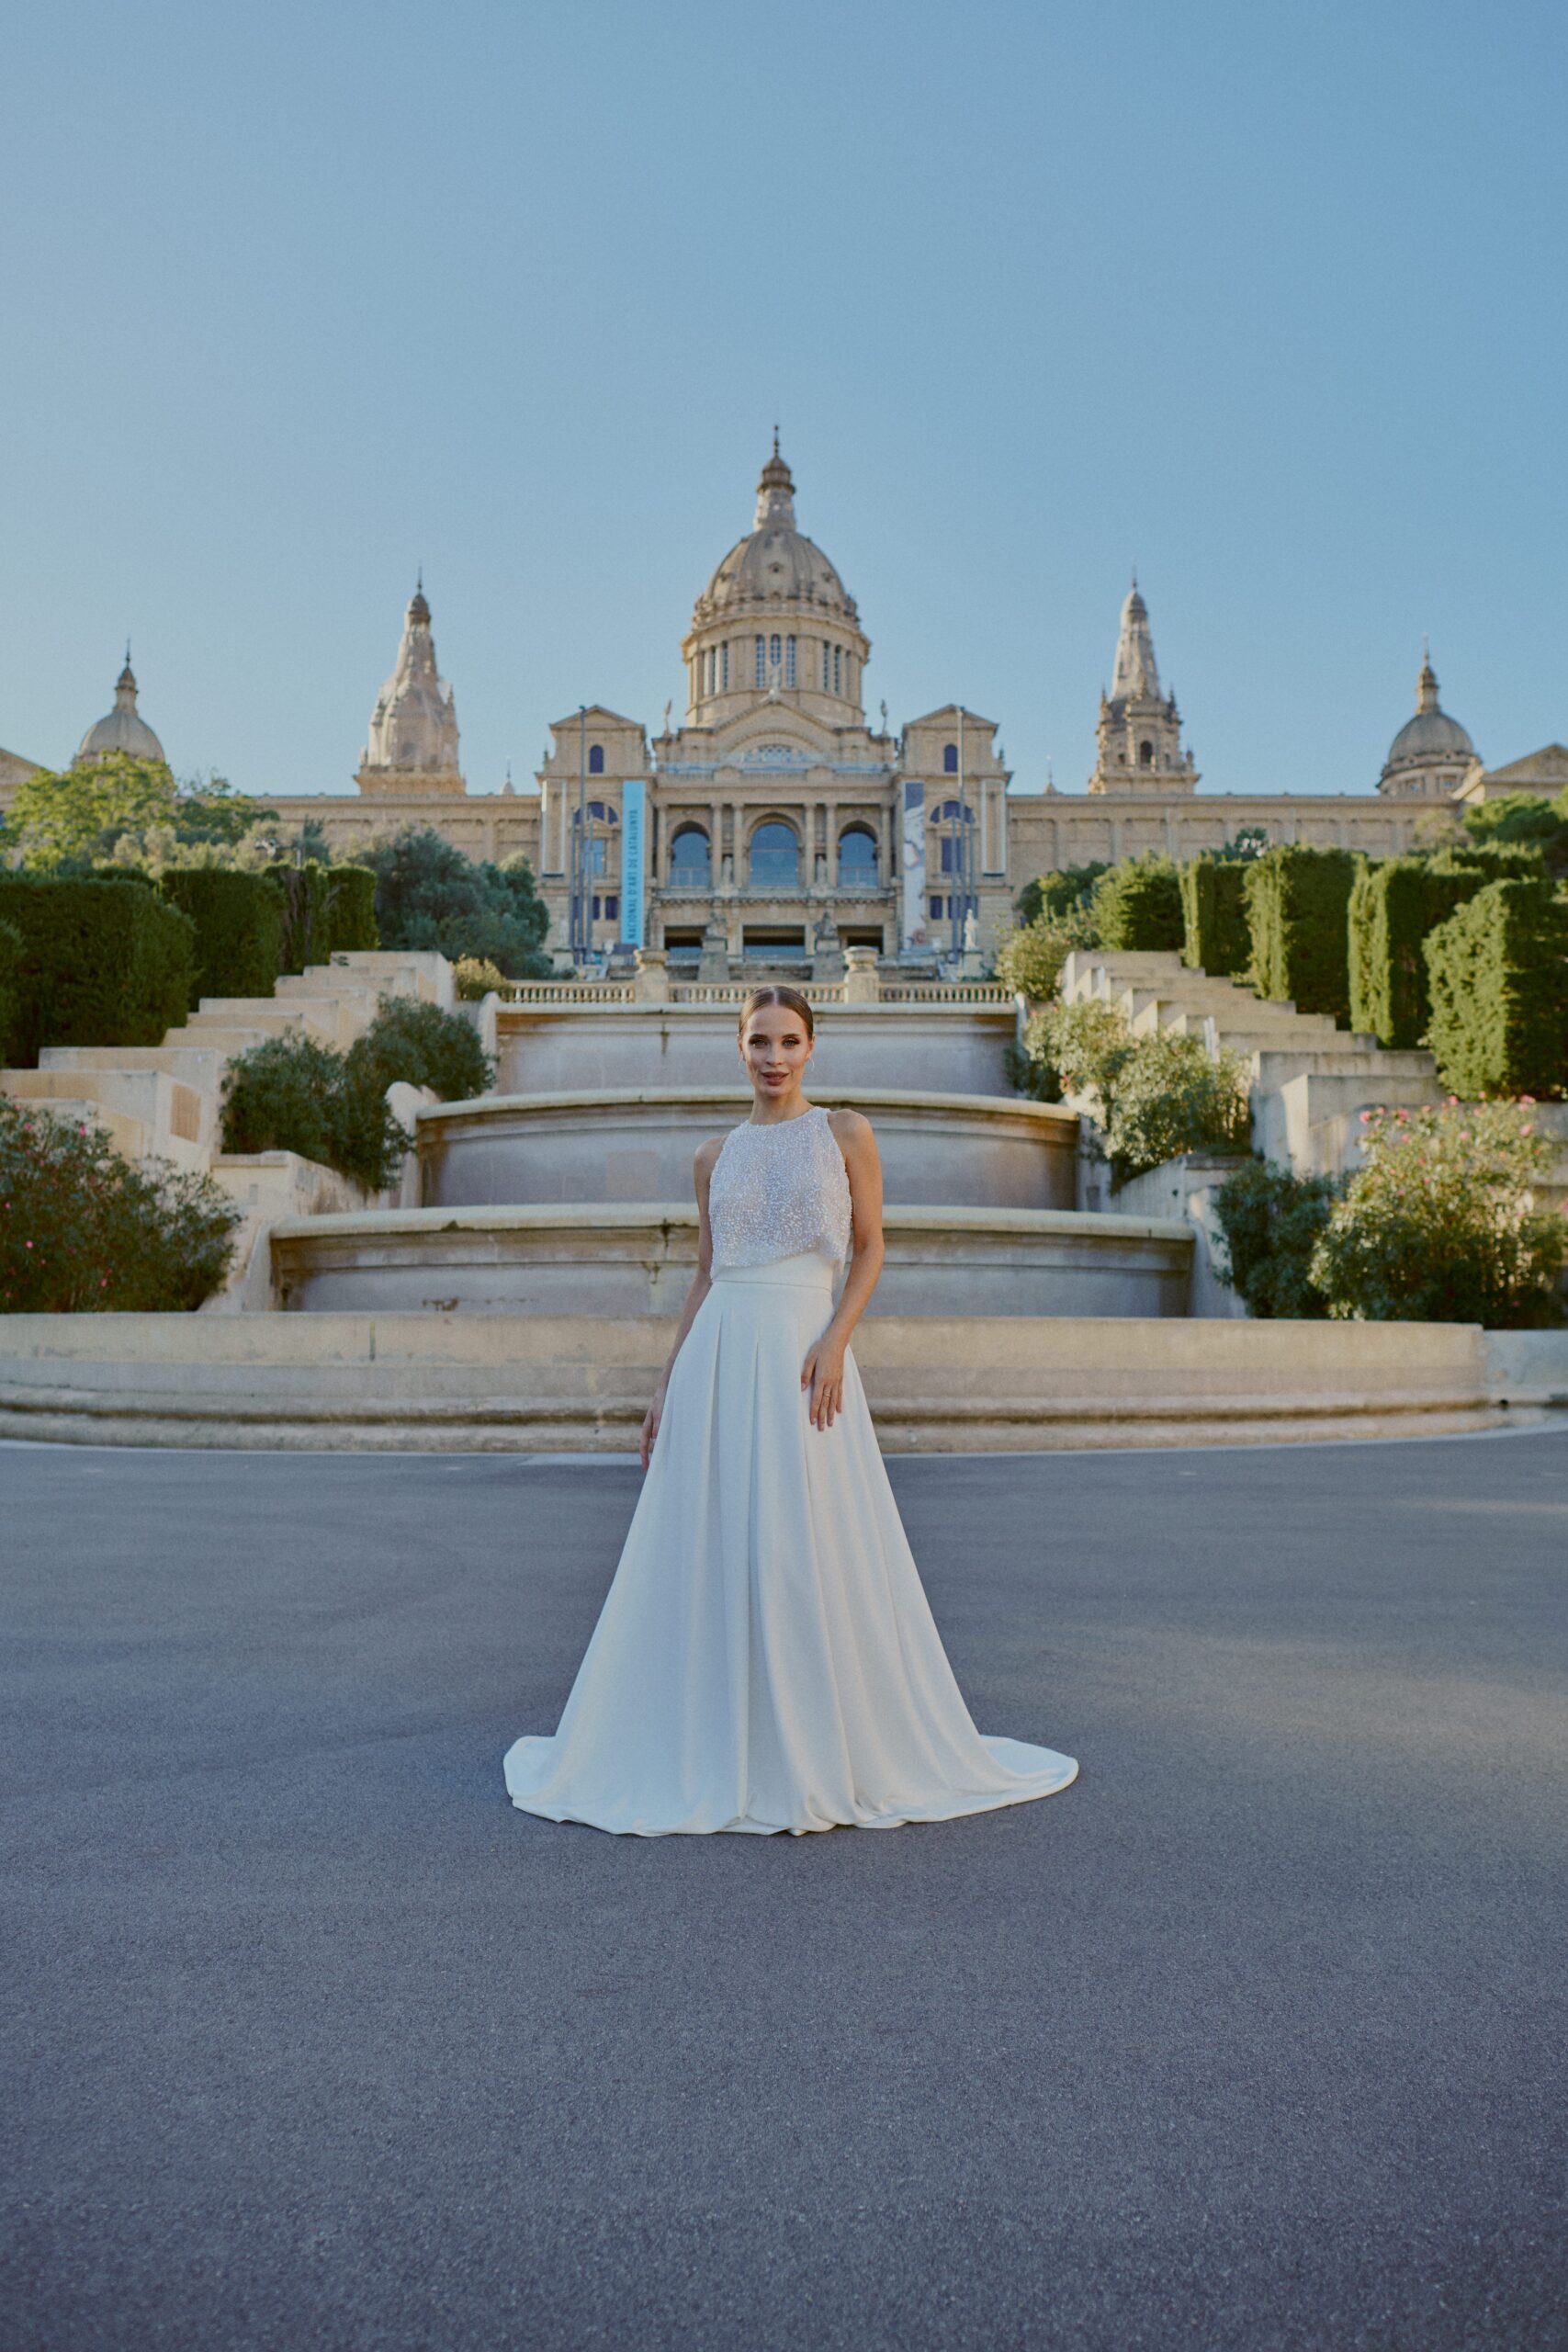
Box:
[0,1096,242,1312]
[453,956,508,1001]
[1019,999,1134,1105]
[1309,1098,1566,1327]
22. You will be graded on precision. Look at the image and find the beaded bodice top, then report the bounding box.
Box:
[708,1105,853,1272]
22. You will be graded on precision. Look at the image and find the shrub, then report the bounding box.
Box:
[0,1095,242,1311]
[1424,878,1568,1100]
[0,919,21,1063]
[1244,843,1355,1020]
[1346,856,1484,1048]
[1020,999,1135,1105]
[1212,1159,1345,1317]
[1179,855,1251,976]
[1103,1031,1251,1185]
[327,864,379,952]
[1089,854,1184,952]
[220,1034,406,1193]
[159,868,286,1008]
[994,918,1080,1003]
[1015,864,1108,926]
[345,997,495,1104]
[1310,1100,1566,1327]
[0,876,195,1066]
[454,956,508,1001]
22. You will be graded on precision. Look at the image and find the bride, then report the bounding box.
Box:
[503,984,1078,1836]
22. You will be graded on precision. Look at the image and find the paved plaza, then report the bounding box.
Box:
[5,1428,1566,2350]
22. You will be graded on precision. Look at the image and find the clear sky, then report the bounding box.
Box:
[3,0,1563,807]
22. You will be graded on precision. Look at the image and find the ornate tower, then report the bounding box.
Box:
[355,582,464,797]
[1377,647,1479,798]
[1088,579,1198,795]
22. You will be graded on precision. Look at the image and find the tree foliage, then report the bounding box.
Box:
[355,827,552,977]
[1089,853,1184,952]
[0,754,275,871]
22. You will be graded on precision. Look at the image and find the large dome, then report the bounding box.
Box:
[691,442,858,627]
[73,654,166,768]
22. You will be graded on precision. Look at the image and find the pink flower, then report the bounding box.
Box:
[1359,1110,1372,1123]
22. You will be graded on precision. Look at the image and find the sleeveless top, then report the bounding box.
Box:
[708,1105,853,1272]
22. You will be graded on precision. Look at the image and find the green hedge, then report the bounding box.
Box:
[1089,854,1184,951]
[1245,844,1355,1021]
[0,919,21,1064]
[344,997,495,1103]
[1179,856,1250,976]
[160,869,286,1009]
[1424,877,1568,1098]
[328,865,379,953]
[0,877,195,1066]
[268,861,335,974]
[1346,857,1486,1048]
[1212,1158,1345,1318]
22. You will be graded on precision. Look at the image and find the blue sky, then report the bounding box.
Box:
[3,0,1562,805]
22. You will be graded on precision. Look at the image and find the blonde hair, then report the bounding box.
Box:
[737,985,815,1041]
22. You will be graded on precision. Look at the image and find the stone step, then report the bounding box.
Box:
[1,1093,152,1160]
[4,1065,210,1153]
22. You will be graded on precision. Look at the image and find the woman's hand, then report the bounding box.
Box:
[639,1388,665,1471]
[801,1338,847,1431]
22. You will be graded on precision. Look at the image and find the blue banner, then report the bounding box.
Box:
[620,778,645,946]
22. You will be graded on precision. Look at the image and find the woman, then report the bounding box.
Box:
[503,985,1077,1836]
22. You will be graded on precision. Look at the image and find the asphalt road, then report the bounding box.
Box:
[4,1427,1567,2352]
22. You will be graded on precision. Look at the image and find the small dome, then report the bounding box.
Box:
[691,443,858,627]
[73,654,166,768]
[1385,707,1476,764]
[1381,651,1476,786]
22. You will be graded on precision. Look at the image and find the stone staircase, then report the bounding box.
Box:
[2,949,456,1304]
[1059,949,1448,1181]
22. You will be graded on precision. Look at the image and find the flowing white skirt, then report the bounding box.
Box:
[503,1252,1078,1836]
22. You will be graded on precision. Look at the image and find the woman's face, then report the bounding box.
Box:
[739,1006,814,1100]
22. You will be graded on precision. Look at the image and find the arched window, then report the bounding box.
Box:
[943,742,958,774]
[770,634,782,672]
[755,636,766,686]
[1138,740,1155,767]
[930,800,976,876]
[668,824,711,887]
[749,820,800,888]
[584,799,617,876]
[589,743,604,775]
[837,825,878,886]
[786,636,796,688]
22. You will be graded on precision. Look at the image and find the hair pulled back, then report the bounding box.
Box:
[738,984,815,1041]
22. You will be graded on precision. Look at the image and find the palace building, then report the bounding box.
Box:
[5,443,1562,975]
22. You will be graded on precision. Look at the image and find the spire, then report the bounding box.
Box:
[754,436,796,529]
[1111,574,1161,701]
[115,648,139,708]
[1416,640,1439,713]
[408,574,431,628]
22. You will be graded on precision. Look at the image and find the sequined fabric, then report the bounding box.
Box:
[708,1105,852,1272]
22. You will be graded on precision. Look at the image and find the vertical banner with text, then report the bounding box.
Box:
[900,777,927,950]
[619,778,645,947]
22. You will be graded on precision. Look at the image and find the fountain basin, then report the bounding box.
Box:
[418,1088,1077,1214]
[271,1202,1192,1318]
[496,1002,1020,1097]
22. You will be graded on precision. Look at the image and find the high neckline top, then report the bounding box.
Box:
[708,1105,852,1272]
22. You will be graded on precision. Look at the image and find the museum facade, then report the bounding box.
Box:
[6,443,1562,976]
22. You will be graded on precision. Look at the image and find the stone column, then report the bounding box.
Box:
[633,947,669,1003]
[842,946,881,1002]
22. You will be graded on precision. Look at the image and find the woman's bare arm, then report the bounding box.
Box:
[800,1110,885,1430]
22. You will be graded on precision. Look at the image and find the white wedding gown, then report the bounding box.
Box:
[503,1105,1078,1836]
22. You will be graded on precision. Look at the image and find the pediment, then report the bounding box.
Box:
[1482,743,1568,789]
